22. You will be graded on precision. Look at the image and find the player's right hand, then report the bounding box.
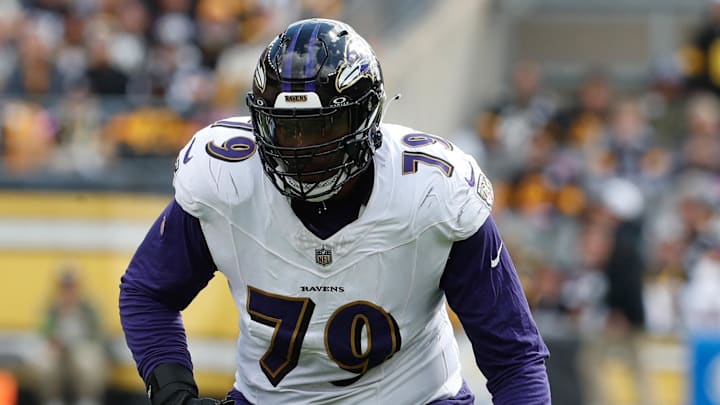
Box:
[147,363,235,405]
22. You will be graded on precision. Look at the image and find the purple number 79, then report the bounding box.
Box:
[401,133,454,177]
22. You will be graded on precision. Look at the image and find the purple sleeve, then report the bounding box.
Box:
[119,199,216,382]
[440,216,551,405]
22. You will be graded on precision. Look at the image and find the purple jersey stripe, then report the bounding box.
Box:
[441,216,551,404]
[281,21,304,93]
[303,23,321,92]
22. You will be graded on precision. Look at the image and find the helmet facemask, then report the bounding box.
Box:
[248,90,383,202]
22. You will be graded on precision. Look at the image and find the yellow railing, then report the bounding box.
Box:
[0,191,240,396]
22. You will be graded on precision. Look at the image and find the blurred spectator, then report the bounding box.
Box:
[643,208,686,335]
[598,99,655,178]
[599,178,647,332]
[32,266,109,405]
[643,53,687,146]
[592,98,672,200]
[680,0,720,97]
[4,21,63,95]
[682,239,720,331]
[507,130,558,222]
[85,37,129,95]
[153,0,195,48]
[641,171,720,337]
[1,100,57,174]
[0,0,22,90]
[55,13,89,89]
[550,69,613,152]
[107,0,150,76]
[676,172,720,274]
[580,177,652,405]
[50,84,108,177]
[195,0,241,69]
[502,128,587,234]
[476,60,558,179]
[678,92,720,174]
[565,218,613,333]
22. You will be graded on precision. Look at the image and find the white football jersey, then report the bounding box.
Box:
[173,117,492,404]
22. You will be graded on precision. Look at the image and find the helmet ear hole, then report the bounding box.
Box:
[370,126,382,149]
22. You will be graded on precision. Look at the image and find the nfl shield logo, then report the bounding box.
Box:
[315,246,333,266]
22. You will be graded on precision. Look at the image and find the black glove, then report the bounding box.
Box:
[146,363,233,405]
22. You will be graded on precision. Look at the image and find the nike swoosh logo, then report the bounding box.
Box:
[183,137,196,164]
[490,243,503,268]
[465,162,476,187]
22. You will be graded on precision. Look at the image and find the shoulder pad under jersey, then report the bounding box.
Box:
[380,123,494,241]
[173,117,261,218]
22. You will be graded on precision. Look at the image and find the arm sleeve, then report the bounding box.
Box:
[440,216,551,405]
[119,199,217,381]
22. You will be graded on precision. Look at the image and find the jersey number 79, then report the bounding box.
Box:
[247,286,402,387]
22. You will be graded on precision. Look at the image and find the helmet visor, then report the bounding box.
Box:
[254,108,353,182]
[247,90,381,201]
[272,109,352,149]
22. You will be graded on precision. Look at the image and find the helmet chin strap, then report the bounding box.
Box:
[279,168,348,202]
[304,187,342,203]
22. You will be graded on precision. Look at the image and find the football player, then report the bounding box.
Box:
[120,18,551,404]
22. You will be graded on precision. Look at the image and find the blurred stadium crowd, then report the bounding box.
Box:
[456,3,720,403]
[0,0,345,184]
[2,0,720,404]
